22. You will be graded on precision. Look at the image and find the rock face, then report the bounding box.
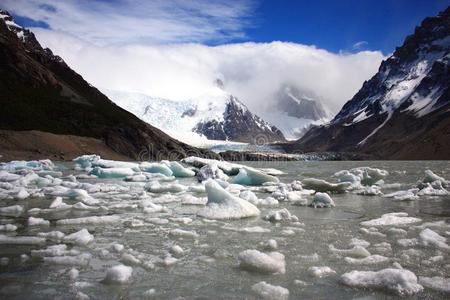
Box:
[286,7,450,159]
[276,85,329,121]
[0,10,215,161]
[194,95,286,143]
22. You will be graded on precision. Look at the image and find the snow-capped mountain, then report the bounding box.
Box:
[286,6,450,159]
[104,88,286,145]
[260,85,330,139]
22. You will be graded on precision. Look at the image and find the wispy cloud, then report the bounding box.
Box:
[352,40,368,50]
[2,0,256,45]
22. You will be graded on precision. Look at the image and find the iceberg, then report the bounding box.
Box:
[89,167,135,178]
[310,192,335,208]
[361,212,421,227]
[103,265,133,284]
[197,179,260,220]
[302,178,351,193]
[251,281,289,300]
[161,161,195,177]
[232,167,279,186]
[238,249,286,274]
[139,162,173,176]
[341,268,423,295]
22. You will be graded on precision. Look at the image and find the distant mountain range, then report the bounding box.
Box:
[105,86,286,145]
[285,6,450,159]
[0,10,215,161]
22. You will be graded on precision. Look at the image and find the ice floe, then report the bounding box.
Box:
[238,249,286,274]
[251,281,289,300]
[232,167,279,186]
[103,265,133,284]
[361,212,421,227]
[310,192,335,208]
[197,179,260,220]
[302,178,351,193]
[308,266,336,278]
[341,268,423,295]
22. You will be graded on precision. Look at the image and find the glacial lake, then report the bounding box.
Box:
[0,159,450,299]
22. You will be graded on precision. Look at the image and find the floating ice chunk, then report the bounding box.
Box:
[43,253,91,266]
[419,228,450,251]
[89,167,135,179]
[0,224,17,231]
[170,245,184,257]
[162,254,178,267]
[197,179,260,220]
[182,156,243,175]
[103,265,132,284]
[51,188,97,204]
[351,167,389,186]
[73,155,101,169]
[308,266,336,278]
[310,192,335,208]
[31,244,78,257]
[349,238,370,248]
[180,194,207,205]
[145,181,186,193]
[68,268,79,281]
[0,234,45,245]
[397,238,418,247]
[1,159,54,172]
[169,229,199,239]
[421,170,449,186]
[333,170,361,186]
[329,244,370,258]
[238,249,285,274]
[63,229,94,246]
[13,187,29,200]
[344,255,390,265]
[249,196,279,207]
[417,182,449,196]
[263,208,298,223]
[0,170,21,182]
[239,190,258,202]
[140,162,173,176]
[239,226,271,233]
[356,185,383,196]
[28,216,50,226]
[360,227,386,238]
[141,201,165,213]
[232,167,279,186]
[161,161,195,177]
[56,215,120,225]
[143,289,157,297]
[387,228,408,238]
[121,253,141,265]
[196,163,229,182]
[262,239,278,251]
[341,268,423,295]
[419,276,450,293]
[384,189,419,201]
[361,212,421,227]
[49,197,64,208]
[302,178,351,193]
[37,231,65,242]
[93,158,139,170]
[251,281,289,300]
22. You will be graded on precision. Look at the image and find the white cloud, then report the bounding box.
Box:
[3,0,386,118]
[32,28,385,114]
[2,0,254,45]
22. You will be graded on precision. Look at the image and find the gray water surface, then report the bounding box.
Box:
[1,160,449,299]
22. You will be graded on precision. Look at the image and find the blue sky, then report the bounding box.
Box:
[247,0,450,54]
[5,0,449,54]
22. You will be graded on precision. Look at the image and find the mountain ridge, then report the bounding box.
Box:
[284,6,450,159]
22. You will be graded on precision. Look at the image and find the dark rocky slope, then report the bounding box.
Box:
[285,7,450,160]
[194,95,286,143]
[0,10,217,161]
